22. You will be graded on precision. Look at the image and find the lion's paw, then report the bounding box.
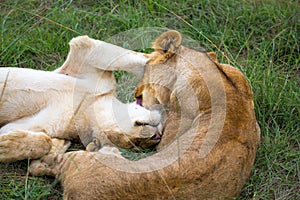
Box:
[86,137,102,152]
[29,159,52,176]
[0,130,52,162]
[29,138,70,177]
[98,146,123,158]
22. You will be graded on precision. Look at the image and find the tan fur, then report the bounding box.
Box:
[0,36,161,163]
[29,30,260,199]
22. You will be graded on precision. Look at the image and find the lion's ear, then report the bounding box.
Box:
[151,30,182,63]
[207,52,219,63]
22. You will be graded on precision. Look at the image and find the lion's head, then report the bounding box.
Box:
[135,30,260,151]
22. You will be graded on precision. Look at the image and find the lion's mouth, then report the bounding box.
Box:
[151,130,162,140]
[150,123,164,141]
[135,97,164,141]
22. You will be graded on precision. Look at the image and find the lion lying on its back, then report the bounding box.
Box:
[30,30,260,199]
[0,36,162,163]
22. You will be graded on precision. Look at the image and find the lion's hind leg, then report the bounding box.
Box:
[0,130,52,162]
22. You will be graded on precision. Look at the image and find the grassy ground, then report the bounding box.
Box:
[0,0,299,199]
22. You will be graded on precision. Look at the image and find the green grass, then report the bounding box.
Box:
[0,0,299,199]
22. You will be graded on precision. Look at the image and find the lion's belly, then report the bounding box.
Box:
[28,102,84,140]
[0,67,76,125]
[0,96,88,141]
[0,90,48,125]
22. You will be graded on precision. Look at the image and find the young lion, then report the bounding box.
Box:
[0,36,162,163]
[29,30,260,199]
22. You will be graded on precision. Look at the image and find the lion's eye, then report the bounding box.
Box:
[136,95,143,106]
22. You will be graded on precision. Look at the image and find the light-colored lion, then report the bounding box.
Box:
[29,30,260,199]
[0,36,162,163]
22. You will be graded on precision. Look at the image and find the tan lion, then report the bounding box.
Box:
[0,35,162,163]
[29,30,260,199]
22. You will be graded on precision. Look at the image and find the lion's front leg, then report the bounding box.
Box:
[0,130,52,162]
[29,138,71,177]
